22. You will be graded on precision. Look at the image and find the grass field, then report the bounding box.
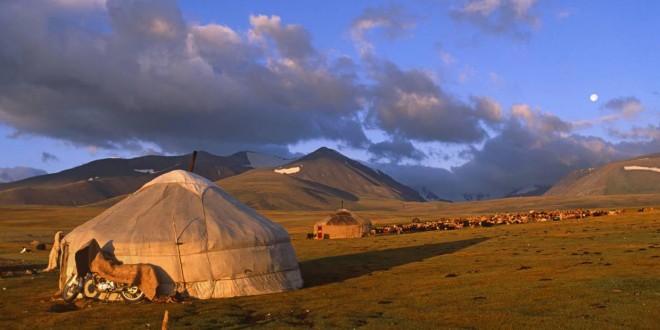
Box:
[0,196,659,329]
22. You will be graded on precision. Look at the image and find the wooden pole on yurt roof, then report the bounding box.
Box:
[188,150,198,173]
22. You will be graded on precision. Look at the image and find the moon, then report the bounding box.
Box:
[590,93,599,102]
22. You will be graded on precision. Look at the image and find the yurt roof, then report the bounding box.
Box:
[137,169,215,197]
[319,208,371,226]
[64,169,293,252]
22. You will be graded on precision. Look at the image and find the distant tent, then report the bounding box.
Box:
[313,209,373,239]
[59,170,303,299]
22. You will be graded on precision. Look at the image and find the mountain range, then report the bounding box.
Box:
[0,148,424,208]
[1,149,658,208]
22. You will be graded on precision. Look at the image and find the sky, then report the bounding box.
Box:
[0,0,658,199]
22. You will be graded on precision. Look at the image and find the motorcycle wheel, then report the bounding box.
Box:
[62,276,81,302]
[82,278,100,299]
[120,286,145,303]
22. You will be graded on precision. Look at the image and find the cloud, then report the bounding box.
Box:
[383,104,659,201]
[471,96,505,124]
[607,123,660,141]
[248,15,315,64]
[451,0,540,39]
[449,115,620,197]
[510,104,572,134]
[366,61,503,143]
[368,139,426,163]
[41,151,59,163]
[0,0,368,156]
[557,8,579,19]
[350,4,418,56]
[601,96,644,120]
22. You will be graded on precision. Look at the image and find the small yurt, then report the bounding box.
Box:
[313,208,373,239]
[60,170,303,299]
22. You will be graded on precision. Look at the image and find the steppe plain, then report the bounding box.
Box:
[0,194,658,329]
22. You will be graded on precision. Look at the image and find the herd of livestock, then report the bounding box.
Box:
[375,208,625,235]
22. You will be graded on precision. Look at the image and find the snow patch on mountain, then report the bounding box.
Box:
[624,165,660,173]
[274,166,301,174]
[134,169,156,174]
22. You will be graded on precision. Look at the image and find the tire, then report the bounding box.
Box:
[120,286,145,303]
[82,278,100,299]
[62,276,81,302]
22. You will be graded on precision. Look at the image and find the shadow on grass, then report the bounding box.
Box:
[300,237,489,287]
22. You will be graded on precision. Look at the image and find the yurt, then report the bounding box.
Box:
[59,170,303,299]
[313,209,373,239]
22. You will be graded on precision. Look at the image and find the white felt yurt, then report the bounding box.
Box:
[59,170,303,299]
[313,208,373,239]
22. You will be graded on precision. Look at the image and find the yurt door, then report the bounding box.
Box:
[317,226,323,239]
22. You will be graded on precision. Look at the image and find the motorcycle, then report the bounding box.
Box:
[61,239,145,303]
[62,272,145,303]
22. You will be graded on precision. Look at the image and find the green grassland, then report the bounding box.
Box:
[0,196,659,329]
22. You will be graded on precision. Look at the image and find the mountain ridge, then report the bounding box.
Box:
[544,153,660,196]
[217,147,425,210]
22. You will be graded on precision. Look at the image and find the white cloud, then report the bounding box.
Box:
[452,0,540,39]
[557,8,579,19]
[350,5,417,56]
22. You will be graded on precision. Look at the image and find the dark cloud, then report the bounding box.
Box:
[368,139,426,163]
[601,96,644,119]
[607,123,660,141]
[366,61,501,143]
[450,123,617,198]
[382,105,659,201]
[41,151,59,163]
[451,0,540,39]
[0,0,368,155]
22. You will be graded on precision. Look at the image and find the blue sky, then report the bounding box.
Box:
[0,0,658,198]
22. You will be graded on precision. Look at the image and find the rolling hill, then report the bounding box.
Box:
[217,147,425,210]
[544,153,660,196]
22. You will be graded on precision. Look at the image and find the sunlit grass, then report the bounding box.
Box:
[0,201,658,329]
